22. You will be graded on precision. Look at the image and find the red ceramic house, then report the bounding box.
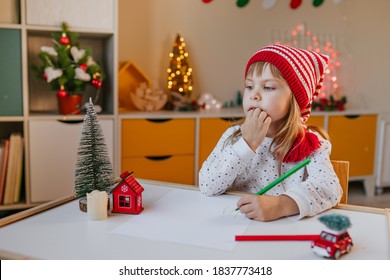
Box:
[111,171,144,214]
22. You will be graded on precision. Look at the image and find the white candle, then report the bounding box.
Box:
[87,190,108,220]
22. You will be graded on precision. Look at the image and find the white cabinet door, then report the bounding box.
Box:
[25,0,115,30]
[376,114,390,188]
[29,119,114,202]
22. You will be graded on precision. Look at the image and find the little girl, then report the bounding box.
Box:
[199,44,342,222]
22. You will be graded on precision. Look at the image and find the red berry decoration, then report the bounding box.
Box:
[42,73,47,80]
[92,79,102,88]
[80,64,88,71]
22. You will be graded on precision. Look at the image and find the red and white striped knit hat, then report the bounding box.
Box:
[245,44,329,124]
[244,45,329,162]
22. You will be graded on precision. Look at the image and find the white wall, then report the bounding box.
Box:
[118,0,390,112]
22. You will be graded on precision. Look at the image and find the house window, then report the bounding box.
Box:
[119,195,131,208]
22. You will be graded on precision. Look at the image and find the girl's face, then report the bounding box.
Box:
[243,64,292,127]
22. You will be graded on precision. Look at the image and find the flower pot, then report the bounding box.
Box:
[57,94,82,115]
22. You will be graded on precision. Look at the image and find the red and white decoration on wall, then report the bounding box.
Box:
[111,171,144,215]
[201,0,344,9]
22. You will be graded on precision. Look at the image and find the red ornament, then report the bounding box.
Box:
[57,89,67,98]
[336,103,345,111]
[319,98,328,105]
[80,64,88,71]
[236,0,250,8]
[42,73,47,80]
[59,35,70,45]
[290,0,302,9]
[202,0,213,3]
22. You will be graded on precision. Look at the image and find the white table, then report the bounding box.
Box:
[0,180,389,260]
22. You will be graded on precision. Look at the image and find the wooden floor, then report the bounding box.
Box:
[348,181,390,208]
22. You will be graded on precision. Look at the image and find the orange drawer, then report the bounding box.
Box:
[328,115,377,176]
[199,117,242,169]
[306,115,325,129]
[122,119,195,157]
[122,155,194,185]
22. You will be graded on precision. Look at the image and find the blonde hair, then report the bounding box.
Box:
[226,61,328,172]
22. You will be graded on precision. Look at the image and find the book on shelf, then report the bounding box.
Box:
[0,144,3,170]
[12,134,24,203]
[2,133,23,205]
[0,139,10,204]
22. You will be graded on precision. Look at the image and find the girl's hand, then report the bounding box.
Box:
[237,194,299,222]
[241,108,271,151]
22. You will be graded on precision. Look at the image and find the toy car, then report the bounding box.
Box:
[311,229,353,259]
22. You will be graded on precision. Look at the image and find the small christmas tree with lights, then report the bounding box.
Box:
[167,33,193,98]
[74,98,115,198]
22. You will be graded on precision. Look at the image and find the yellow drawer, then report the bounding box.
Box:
[122,119,195,157]
[306,116,325,129]
[199,117,242,169]
[122,155,194,185]
[328,115,377,176]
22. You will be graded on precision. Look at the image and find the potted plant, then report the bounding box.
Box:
[32,22,104,115]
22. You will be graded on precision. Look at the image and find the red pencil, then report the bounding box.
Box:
[235,235,320,241]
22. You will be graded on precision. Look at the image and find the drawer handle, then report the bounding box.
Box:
[146,119,172,123]
[345,115,361,119]
[221,117,243,122]
[57,120,84,124]
[145,155,172,161]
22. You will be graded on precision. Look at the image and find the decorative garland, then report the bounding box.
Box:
[312,95,347,111]
[201,0,344,9]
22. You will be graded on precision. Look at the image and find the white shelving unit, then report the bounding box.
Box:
[0,0,118,210]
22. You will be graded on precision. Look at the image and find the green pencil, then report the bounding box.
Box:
[235,158,311,211]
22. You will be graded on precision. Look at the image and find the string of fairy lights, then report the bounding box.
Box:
[166,26,344,111]
[167,33,193,97]
[272,24,341,101]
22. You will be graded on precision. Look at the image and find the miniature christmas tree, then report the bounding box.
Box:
[167,33,193,98]
[74,98,114,197]
[318,213,352,232]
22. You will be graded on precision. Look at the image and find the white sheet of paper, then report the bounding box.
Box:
[111,188,251,251]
